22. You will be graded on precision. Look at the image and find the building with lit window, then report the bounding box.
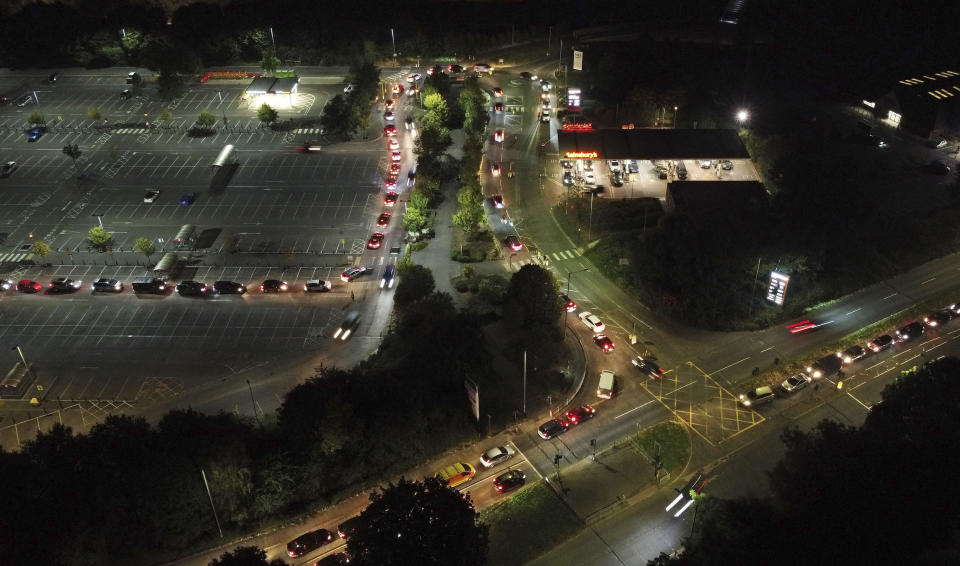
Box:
[863,69,960,137]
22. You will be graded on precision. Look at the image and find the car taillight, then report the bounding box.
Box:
[287,551,296,557]
[496,484,503,491]
[260,285,264,291]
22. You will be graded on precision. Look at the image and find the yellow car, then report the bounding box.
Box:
[436,462,476,488]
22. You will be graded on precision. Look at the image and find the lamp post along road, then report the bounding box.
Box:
[564,267,591,329]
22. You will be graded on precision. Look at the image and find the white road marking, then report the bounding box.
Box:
[709,356,750,375]
[614,399,655,419]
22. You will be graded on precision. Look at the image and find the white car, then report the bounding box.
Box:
[781,373,811,393]
[143,189,160,203]
[578,311,605,333]
[406,73,422,83]
[479,445,515,467]
[609,160,621,173]
[584,171,596,185]
[1,161,17,178]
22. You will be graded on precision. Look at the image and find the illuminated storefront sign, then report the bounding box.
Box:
[766,271,790,305]
[564,151,599,159]
[561,122,593,131]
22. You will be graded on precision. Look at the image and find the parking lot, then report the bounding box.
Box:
[558,158,760,200]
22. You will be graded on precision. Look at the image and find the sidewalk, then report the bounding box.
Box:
[410,180,463,300]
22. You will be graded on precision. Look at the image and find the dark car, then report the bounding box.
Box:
[493,470,526,493]
[305,279,333,292]
[338,516,364,539]
[537,418,569,439]
[720,159,733,170]
[564,404,596,425]
[366,232,384,249]
[49,278,82,292]
[176,280,209,296]
[519,71,537,81]
[286,528,334,558]
[593,334,615,353]
[631,356,665,379]
[333,311,361,340]
[46,72,59,83]
[383,124,397,136]
[924,309,953,328]
[492,194,504,208]
[0,161,16,177]
[27,127,42,142]
[380,264,396,289]
[867,334,894,352]
[560,294,577,312]
[119,89,132,100]
[896,321,925,342]
[504,235,523,251]
[448,64,464,73]
[927,160,951,175]
[179,193,195,206]
[17,279,43,293]
[407,169,416,188]
[611,171,624,187]
[563,171,574,186]
[92,278,124,292]
[314,553,351,566]
[494,102,504,112]
[260,279,289,292]
[300,142,322,152]
[654,165,668,179]
[214,280,246,294]
[383,192,399,207]
[838,345,867,364]
[16,94,33,107]
[341,266,368,282]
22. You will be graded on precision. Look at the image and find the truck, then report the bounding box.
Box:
[132,276,166,294]
[806,354,842,379]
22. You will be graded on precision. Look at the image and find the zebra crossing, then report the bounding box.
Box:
[0,253,34,263]
[550,248,584,261]
[113,128,151,134]
[294,128,324,134]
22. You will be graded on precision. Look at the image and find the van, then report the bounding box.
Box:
[597,369,615,399]
[132,276,166,294]
[126,71,141,85]
[436,462,476,488]
[675,161,688,180]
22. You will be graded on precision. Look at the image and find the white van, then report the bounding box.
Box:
[597,370,615,399]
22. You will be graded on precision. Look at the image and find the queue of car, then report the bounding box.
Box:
[740,303,960,408]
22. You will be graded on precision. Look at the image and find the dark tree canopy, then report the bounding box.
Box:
[348,477,488,566]
[394,264,436,307]
[504,264,561,331]
[654,357,960,566]
[208,545,285,566]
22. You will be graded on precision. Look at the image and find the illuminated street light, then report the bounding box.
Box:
[737,109,749,124]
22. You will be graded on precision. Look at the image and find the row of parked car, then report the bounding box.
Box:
[3,266,398,297]
[741,302,960,407]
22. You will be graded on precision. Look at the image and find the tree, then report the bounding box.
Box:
[31,241,51,258]
[256,103,278,126]
[402,190,430,232]
[87,225,111,249]
[505,264,561,330]
[394,264,435,307]
[452,184,485,234]
[348,477,488,566]
[62,144,82,173]
[320,94,354,138]
[156,69,184,100]
[196,110,216,128]
[260,50,280,75]
[27,111,45,126]
[133,237,156,260]
[86,106,101,120]
[208,545,285,566]
[159,110,172,121]
[415,121,452,160]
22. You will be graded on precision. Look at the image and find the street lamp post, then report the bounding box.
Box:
[587,191,595,241]
[674,106,678,128]
[390,28,397,64]
[737,109,749,127]
[564,267,590,330]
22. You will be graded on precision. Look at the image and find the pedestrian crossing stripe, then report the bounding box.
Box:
[550,248,585,261]
[294,128,324,134]
[0,253,33,262]
[114,128,149,134]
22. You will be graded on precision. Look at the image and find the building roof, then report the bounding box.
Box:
[896,70,960,103]
[558,129,750,160]
[271,77,300,94]
[246,77,277,94]
[666,181,768,213]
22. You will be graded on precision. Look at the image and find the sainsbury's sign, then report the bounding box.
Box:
[564,151,599,159]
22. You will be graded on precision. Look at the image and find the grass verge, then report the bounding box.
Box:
[481,482,582,566]
[632,421,690,474]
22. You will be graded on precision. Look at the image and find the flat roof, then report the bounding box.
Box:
[667,181,768,212]
[558,128,751,160]
[896,70,960,103]
[271,77,300,94]
[246,77,277,94]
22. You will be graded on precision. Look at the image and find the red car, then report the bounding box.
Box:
[564,404,596,425]
[593,334,615,353]
[385,179,397,190]
[561,294,577,312]
[492,193,504,208]
[367,233,385,249]
[385,98,394,109]
[16,279,42,293]
[384,192,398,206]
[376,213,391,227]
[384,125,397,136]
[505,235,523,251]
[390,163,401,174]
[392,84,404,95]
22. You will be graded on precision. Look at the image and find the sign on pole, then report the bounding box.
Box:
[766,272,790,305]
[464,378,480,422]
[572,50,583,71]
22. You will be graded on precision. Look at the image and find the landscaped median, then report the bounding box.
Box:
[633,420,691,480]
[481,482,582,566]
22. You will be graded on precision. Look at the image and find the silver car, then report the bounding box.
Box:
[781,373,811,393]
